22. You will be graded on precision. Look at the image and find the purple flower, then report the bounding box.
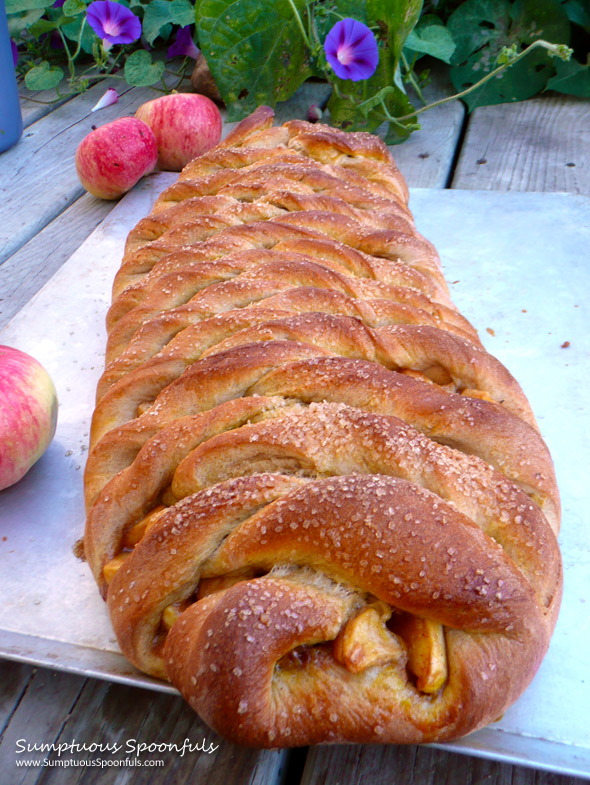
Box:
[86,1,142,46]
[167,26,200,60]
[53,0,65,6]
[11,40,18,68]
[91,87,119,112]
[324,18,379,82]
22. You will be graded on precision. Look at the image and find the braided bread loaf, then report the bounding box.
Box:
[84,106,562,747]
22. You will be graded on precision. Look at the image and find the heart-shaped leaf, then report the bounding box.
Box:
[405,15,456,63]
[27,18,58,36]
[62,0,87,16]
[124,50,165,86]
[62,13,97,54]
[562,0,590,29]
[25,61,64,91]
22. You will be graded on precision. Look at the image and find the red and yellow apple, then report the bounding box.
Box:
[0,346,58,491]
[135,93,222,171]
[75,117,158,200]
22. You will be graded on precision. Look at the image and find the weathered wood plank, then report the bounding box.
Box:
[18,70,193,130]
[32,676,285,785]
[0,660,35,736]
[19,88,75,130]
[301,744,590,785]
[0,193,113,330]
[452,93,590,193]
[389,67,465,189]
[0,666,86,785]
[0,79,171,265]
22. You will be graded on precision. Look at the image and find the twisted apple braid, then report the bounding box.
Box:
[84,106,561,747]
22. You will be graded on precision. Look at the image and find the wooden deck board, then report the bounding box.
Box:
[32,678,285,785]
[301,743,590,785]
[452,94,590,193]
[19,89,75,130]
[0,80,177,265]
[0,660,35,737]
[390,69,465,189]
[0,193,112,331]
[0,667,86,785]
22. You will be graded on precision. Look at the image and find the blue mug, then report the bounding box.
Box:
[0,0,23,153]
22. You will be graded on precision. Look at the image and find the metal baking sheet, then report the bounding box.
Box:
[0,176,588,777]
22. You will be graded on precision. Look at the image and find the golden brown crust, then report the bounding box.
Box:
[84,108,562,748]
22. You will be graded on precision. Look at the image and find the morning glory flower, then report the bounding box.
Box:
[167,26,200,60]
[91,87,119,112]
[324,18,379,82]
[11,40,18,67]
[86,1,142,47]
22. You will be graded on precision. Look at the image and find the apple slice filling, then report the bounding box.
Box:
[333,605,406,674]
[102,501,448,696]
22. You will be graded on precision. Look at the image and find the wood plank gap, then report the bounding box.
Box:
[49,675,90,737]
[443,104,470,189]
[387,63,465,189]
[450,94,590,193]
[279,746,309,785]
[1,183,87,265]
[28,676,90,785]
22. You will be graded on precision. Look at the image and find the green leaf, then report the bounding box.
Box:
[196,0,312,120]
[562,0,590,29]
[62,0,87,16]
[369,0,423,57]
[405,15,456,63]
[448,0,570,110]
[447,0,510,65]
[546,57,590,96]
[6,0,53,11]
[124,49,166,86]
[510,0,571,44]
[25,61,64,91]
[27,18,58,36]
[7,7,46,36]
[143,0,194,45]
[62,15,96,55]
